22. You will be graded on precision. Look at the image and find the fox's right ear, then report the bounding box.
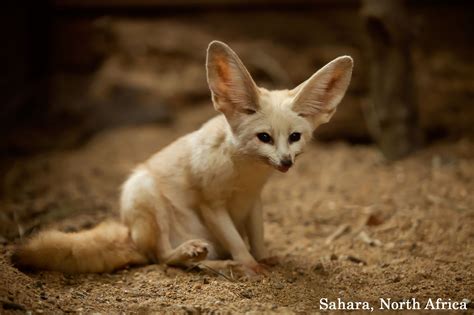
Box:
[206,41,259,117]
[291,56,353,128]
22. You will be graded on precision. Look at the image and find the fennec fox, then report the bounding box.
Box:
[13,41,353,275]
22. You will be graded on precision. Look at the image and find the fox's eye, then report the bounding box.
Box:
[257,133,273,144]
[289,132,301,143]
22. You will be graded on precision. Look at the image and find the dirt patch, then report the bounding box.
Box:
[1,106,473,313]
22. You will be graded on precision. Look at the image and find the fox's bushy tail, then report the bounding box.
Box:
[12,221,147,273]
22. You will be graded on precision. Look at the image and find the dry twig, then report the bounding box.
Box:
[325,224,351,245]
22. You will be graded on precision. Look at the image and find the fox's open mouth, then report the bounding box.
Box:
[276,164,291,173]
[258,156,292,173]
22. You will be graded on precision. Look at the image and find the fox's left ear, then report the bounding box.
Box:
[292,56,353,127]
[206,41,259,118]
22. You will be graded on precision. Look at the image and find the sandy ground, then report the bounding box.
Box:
[1,106,473,314]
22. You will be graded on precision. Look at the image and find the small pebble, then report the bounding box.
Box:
[1,301,26,311]
[462,299,472,308]
[347,255,367,265]
[241,290,253,298]
[313,262,328,276]
[287,277,296,283]
[34,281,44,289]
[274,282,284,289]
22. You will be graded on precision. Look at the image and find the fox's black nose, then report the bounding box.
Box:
[280,159,293,168]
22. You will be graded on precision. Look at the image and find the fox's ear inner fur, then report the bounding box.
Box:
[292,56,353,126]
[206,41,259,117]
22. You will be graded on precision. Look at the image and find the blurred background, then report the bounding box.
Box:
[1,0,473,159]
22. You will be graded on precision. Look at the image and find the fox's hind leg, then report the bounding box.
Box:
[127,211,160,263]
[125,199,210,267]
[122,169,209,267]
[131,219,210,267]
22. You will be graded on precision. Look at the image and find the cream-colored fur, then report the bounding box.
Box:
[13,41,353,275]
[12,221,147,273]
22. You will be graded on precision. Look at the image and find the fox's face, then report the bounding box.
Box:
[206,41,353,172]
[223,89,313,172]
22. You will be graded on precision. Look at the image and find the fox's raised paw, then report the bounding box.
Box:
[179,239,209,262]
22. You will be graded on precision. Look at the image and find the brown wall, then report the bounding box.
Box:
[1,1,473,155]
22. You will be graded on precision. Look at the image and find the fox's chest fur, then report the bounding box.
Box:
[141,116,272,236]
[190,116,272,212]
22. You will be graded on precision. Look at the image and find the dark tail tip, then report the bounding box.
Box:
[10,247,33,272]
[10,249,21,267]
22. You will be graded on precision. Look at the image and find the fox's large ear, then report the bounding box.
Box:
[206,41,259,117]
[292,56,353,127]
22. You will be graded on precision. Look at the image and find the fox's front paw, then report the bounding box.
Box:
[242,262,268,277]
[258,256,279,267]
[180,239,209,262]
[202,260,269,278]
